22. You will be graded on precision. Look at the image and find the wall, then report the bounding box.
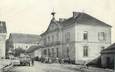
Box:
[62,24,76,61]
[13,43,38,50]
[75,23,111,64]
[34,48,42,58]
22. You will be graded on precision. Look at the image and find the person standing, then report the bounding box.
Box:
[31,58,34,66]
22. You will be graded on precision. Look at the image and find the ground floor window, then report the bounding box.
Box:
[48,49,51,57]
[67,47,69,57]
[44,49,47,55]
[83,46,88,57]
[56,48,59,57]
[52,48,54,57]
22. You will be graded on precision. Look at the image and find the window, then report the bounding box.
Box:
[67,47,69,57]
[57,32,59,40]
[26,46,28,48]
[44,38,46,45]
[44,49,47,55]
[52,25,54,29]
[83,46,88,57]
[48,49,51,57]
[98,32,106,40]
[65,32,70,42]
[0,22,3,26]
[52,48,54,57]
[83,31,88,40]
[52,35,54,42]
[48,36,50,42]
[56,48,59,57]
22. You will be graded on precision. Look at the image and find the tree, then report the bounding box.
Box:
[14,47,25,57]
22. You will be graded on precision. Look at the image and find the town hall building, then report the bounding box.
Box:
[41,11,111,64]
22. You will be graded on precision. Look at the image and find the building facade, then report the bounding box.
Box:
[41,12,111,64]
[41,12,63,60]
[0,21,7,58]
[6,33,41,57]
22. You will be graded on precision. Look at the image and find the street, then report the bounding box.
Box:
[9,61,113,72]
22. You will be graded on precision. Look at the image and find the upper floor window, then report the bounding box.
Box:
[57,32,59,41]
[44,38,46,45]
[48,36,50,42]
[0,23,3,26]
[98,32,106,41]
[83,46,88,57]
[52,35,54,42]
[52,25,54,29]
[26,46,28,48]
[65,32,70,42]
[83,31,88,40]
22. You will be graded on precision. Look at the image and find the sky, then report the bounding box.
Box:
[0,0,115,43]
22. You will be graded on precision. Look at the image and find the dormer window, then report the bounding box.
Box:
[52,25,54,29]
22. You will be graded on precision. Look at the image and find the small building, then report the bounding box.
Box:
[41,11,111,64]
[0,21,7,58]
[26,45,43,59]
[101,43,115,68]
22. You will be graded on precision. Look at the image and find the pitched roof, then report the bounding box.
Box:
[26,45,43,53]
[41,19,61,36]
[41,12,111,36]
[62,12,111,27]
[0,21,7,33]
[9,33,41,44]
[101,43,115,54]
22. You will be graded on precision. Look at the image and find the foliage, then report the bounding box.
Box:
[14,47,25,56]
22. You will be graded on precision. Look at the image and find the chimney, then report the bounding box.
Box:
[73,12,79,18]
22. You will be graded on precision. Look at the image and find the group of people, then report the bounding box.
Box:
[40,56,65,64]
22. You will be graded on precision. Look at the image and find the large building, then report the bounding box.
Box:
[41,12,111,64]
[6,33,41,57]
[0,21,7,58]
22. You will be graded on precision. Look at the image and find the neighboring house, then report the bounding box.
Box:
[26,45,43,58]
[6,33,41,57]
[41,11,111,64]
[0,21,7,58]
[101,43,115,68]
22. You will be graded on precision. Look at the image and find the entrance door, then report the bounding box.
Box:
[106,57,110,67]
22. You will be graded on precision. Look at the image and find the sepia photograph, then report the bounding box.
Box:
[0,0,115,72]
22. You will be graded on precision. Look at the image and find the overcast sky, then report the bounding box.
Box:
[0,0,115,43]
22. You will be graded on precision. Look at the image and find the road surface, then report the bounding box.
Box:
[9,61,113,72]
